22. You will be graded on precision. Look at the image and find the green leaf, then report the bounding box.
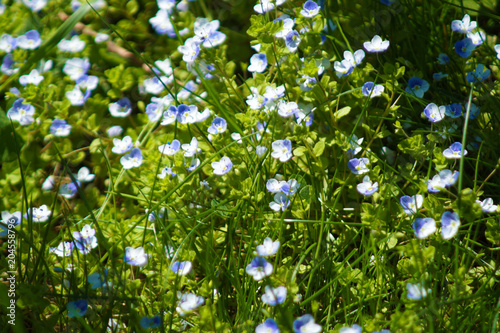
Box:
[313,139,325,157]
[333,106,351,120]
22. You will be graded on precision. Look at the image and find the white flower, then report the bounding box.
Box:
[112,136,133,154]
[261,286,287,306]
[271,139,292,162]
[256,237,280,256]
[363,35,390,52]
[19,69,44,86]
[182,137,201,157]
[76,167,95,183]
[211,156,232,175]
[477,198,498,213]
[451,14,477,33]
[176,292,204,316]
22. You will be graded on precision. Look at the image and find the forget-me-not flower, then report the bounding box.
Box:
[212,156,232,175]
[466,64,490,83]
[178,38,200,63]
[248,53,268,73]
[25,205,51,222]
[444,103,462,118]
[400,194,423,215]
[140,315,161,329]
[441,211,460,239]
[109,98,132,117]
[176,292,205,316]
[293,314,322,333]
[285,30,301,53]
[466,30,486,46]
[301,1,320,18]
[423,103,446,123]
[357,176,378,196]
[413,217,436,239]
[50,241,75,257]
[7,99,35,126]
[19,69,44,86]
[433,72,448,80]
[405,77,429,98]
[112,136,133,154]
[120,148,143,169]
[454,38,475,57]
[348,158,370,175]
[477,198,498,213]
[362,81,384,97]
[437,53,450,64]
[363,35,390,52]
[63,57,90,81]
[67,299,88,317]
[124,246,148,266]
[269,193,290,212]
[339,324,362,333]
[171,261,192,275]
[407,282,430,300]
[245,257,273,281]
[271,139,293,162]
[208,117,227,135]
[16,30,41,50]
[73,224,98,255]
[256,319,280,333]
[50,119,72,137]
[257,237,280,256]
[451,14,477,33]
[443,142,467,159]
[159,139,181,156]
[262,286,287,306]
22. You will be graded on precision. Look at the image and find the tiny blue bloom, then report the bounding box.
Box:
[357,176,378,196]
[413,217,437,239]
[362,81,384,97]
[293,314,322,333]
[140,315,161,329]
[245,257,273,281]
[348,158,370,175]
[443,142,467,159]
[256,319,280,333]
[466,64,490,83]
[339,324,362,333]
[285,30,301,53]
[406,282,430,300]
[444,103,462,118]
[423,103,445,123]
[405,77,429,98]
[171,261,192,275]
[437,53,450,64]
[67,299,88,317]
[208,117,227,135]
[441,211,460,240]
[248,53,268,73]
[400,195,423,215]
[454,38,475,58]
[301,1,320,18]
[261,286,287,306]
[433,72,448,80]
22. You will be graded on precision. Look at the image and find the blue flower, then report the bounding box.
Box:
[140,315,161,329]
[297,75,317,91]
[73,224,98,255]
[211,156,232,175]
[362,81,384,97]
[437,53,450,64]
[466,102,480,119]
[380,0,395,5]
[109,97,132,117]
[433,72,448,80]
[67,299,88,317]
[444,103,462,118]
[124,246,148,267]
[158,139,181,156]
[176,292,205,316]
[412,218,436,239]
[405,77,429,98]
[208,117,227,135]
[356,176,378,196]
[171,261,192,275]
[262,286,287,306]
[293,314,322,333]
[423,103,445,123]
[406,282,430,300]
[256,319,280,333]
[301,1,320,18]
[334,59,353,78]
[59,181,80,199]
[466,64,490,83]
[7,98,35,126]
[269,193,290,212]
[50,119,72,137]
[271,139,293,162]
[363,35,390,53]
[257,237,280,256]
[441,211,460,240]
[193,18,226,48]
[454,38,475,58]
[17,30,42,50]
[443,142,467,159]
[285,30,301,53]
[348,158,370,175]
[88,269,109,289]
[339,324,362,333]
[245,257,273,281]
[400,195,423,215]
[248,53,268,73]
[120,148,143,169]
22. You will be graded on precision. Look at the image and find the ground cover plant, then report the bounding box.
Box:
[1,0,500,331]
